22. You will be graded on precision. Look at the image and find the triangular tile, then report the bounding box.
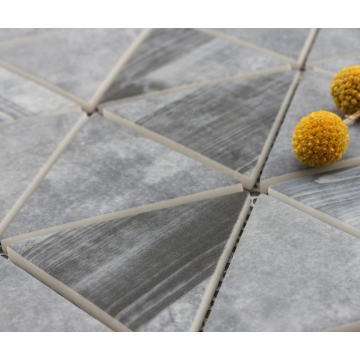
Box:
[0,66,78,123]
[260,70,360,192]
[205,194,360,332]
[269,165,360,239]
[0,111,83,227]
[2,113,241,241]
[0,29,143,108]
[103,71,297,189]
[100,28,288,104]
[0,256,110,331]
[8,192,250,331]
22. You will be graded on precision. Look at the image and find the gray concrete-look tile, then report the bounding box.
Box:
[0,111,82,227]
[270,165,360,239]
[0,28,60,42]
[212,28,311,60]
[313,54,360,74]
[0,67,77,123]
[0,256,111,331]
[0,29,142,101]
[3,114,240,239]
[308,29,360,63]
[9,192,249,331]
[260,70,360,192]
[100,28,287,104]
[205,194,360,332]
[104,71,296,184]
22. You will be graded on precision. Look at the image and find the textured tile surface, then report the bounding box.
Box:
[0,67,77,122]
[0,29,142,101]
[105,71,295,178]
[100,28,286,103]
[271,165,360,233]
[212,28,310,60]
[0,28,59,42]
[308,29,360,63]
[3,114,239,239]
[205,195,360,332]
[261,70,360,186]
[9,192,249,331]
[0,256,110,331]
[313,54,360,74]
[0,111,81,226]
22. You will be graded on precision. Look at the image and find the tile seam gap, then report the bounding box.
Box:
[298,28,320,71]
[0,113,89,241]
[199,195,258,331]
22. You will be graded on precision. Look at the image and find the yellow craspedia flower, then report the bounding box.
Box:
[330,65,360,115]
[292,111,349,167]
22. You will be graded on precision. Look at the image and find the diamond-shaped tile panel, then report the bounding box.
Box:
[104,71,296,189]
[212,28,311,61]
[205,195,360,332]
[2,114,240,241]
[260,70,360,192]
[0,67,78,123]
[269,165,360,239]
[0,29,143,107]
[100,28,287,104]
[0,111,82,226]
[0,256,111,331]
[308,29,360,64]
[8,192,249,332]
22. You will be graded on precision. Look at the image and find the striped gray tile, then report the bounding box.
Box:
[104,71,296,181]
[3,114,239,239]
[270,165,360,235]
[9,192,249,331]
[100,28,287,103]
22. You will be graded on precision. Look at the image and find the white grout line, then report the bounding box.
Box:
[1,184,243,252]
[102,110,253,189]
[307,50,360,68]
[311,66,337,78]
[260,156,360,194]
[0,112,89,242]
[88,28,153,112]
[189,194,250,332]
[269,188,360,240]
[8,247,131,332]
[97,65,292,111]
[247,71,302,191]
[0,107,82,129]
[297,28,319,68]
[0,28,81,46]
[194,28,299,68]
[0,59,92,112]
